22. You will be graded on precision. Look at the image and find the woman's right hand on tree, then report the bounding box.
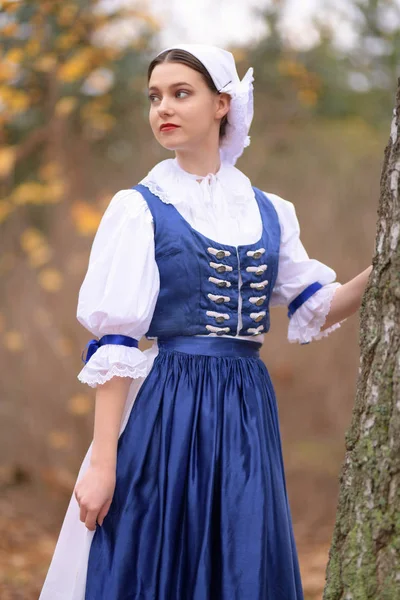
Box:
[74,464,116,531]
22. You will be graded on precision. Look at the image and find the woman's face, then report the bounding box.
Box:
[148,61,229,152]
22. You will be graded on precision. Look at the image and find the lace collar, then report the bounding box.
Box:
[139,158,255,207]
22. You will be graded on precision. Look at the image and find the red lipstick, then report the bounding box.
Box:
[160,123,180,132]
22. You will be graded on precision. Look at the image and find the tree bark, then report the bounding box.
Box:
[323,80,400,599]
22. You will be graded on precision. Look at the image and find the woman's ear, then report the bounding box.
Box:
[215,92,231,120]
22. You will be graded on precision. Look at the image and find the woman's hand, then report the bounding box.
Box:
[321,265,373,331]
[74,464,116,531]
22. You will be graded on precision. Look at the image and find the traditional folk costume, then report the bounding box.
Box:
[39,44,344,600]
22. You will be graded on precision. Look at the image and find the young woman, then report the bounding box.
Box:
[40,43,372,600]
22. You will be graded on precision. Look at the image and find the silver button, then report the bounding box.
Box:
[255,268,265,276]
[216,265,226,273]
[215,316,225,323]
[217,281,227,288]
[255,297,264,306]
[216,329,226,335]
[254,314,264,322]
[216,250,225,259]
[215,297,225,304]
[253,251,262,259]
[252,281,268,290]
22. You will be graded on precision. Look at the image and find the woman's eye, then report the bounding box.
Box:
[148,90,189,102]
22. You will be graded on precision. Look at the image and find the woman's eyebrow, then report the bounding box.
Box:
[148,82,193,92]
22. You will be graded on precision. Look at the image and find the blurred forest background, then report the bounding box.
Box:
[0,0,398,598]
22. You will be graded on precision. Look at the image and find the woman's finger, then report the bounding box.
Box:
[85,510,98,531]
[80,505,87,523]
[97,499,112,526]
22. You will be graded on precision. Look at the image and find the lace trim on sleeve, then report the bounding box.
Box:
[288,282,346,344]
[77,345,149,388]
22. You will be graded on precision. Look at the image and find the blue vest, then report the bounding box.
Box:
[133,184,281,339]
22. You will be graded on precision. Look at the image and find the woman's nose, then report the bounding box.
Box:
[157,97,174,116]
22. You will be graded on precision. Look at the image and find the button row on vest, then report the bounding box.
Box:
[249,295,266,306]
[207,247,231,259]
[208,293,230,304]
[246,264,267,276]
[209,262,233,274]
[206,310,230,324]
[250,311,266,322]
[247,324,264,335]
[250,279,268,290]
[206,325,231,335]
[209,276,232,288]
[246,248,265,259]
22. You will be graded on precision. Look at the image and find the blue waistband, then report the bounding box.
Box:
[157,336,262,358]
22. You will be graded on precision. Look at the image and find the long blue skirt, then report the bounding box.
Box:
[85,336,304,600]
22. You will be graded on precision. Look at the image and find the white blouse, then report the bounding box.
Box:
[77,158,345,387]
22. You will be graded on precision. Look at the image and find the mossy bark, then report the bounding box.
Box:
[323,80,400,599]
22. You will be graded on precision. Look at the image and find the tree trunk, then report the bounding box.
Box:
[323,80,400,598]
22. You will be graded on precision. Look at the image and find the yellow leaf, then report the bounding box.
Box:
[3,330,23,352]
[87,113,116,132]
[28,245,53,268]
[68,393,93,416]
[38,268,63,292]
[278,58,307,78]
[1,22,18,37]
[0,85,12,103]
[8,89,30,113]
[34,54,57,73]
[6,48,24,64]
[58,48,95,82]
[43,180,66,203]
[104,47,124,61]
[25,38,41,57]
[47,430,70,449]
[12,181,46,205]
[55,96,78,117]
[55,32,80,51]
[57,5,80,27]
[0,61,17,82]
[0,146,16,177]
[3,1,19,13]
[20,227,45,252]
[298,89,318,107]
[38,161,62,181]
[20,228,53,267]
[71,201,102,235]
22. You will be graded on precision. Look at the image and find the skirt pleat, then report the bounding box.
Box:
[85,337,304,600]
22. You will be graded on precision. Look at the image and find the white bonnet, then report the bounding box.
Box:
[155,43,254,166]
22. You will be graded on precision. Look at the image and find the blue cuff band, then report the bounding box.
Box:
[81,334,139,364]
[287,281,323,319]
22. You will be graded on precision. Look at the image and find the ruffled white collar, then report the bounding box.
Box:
[140,158,255,207]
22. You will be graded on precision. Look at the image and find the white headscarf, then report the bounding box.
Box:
[155,43,254,166]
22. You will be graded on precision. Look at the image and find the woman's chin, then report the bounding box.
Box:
[155,132,194,152]
[159,140,189,152]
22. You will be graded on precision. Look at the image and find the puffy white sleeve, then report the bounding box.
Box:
[266,192,346,344]
[76,189,159,387]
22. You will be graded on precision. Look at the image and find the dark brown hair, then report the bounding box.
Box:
[147,49,229,139]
